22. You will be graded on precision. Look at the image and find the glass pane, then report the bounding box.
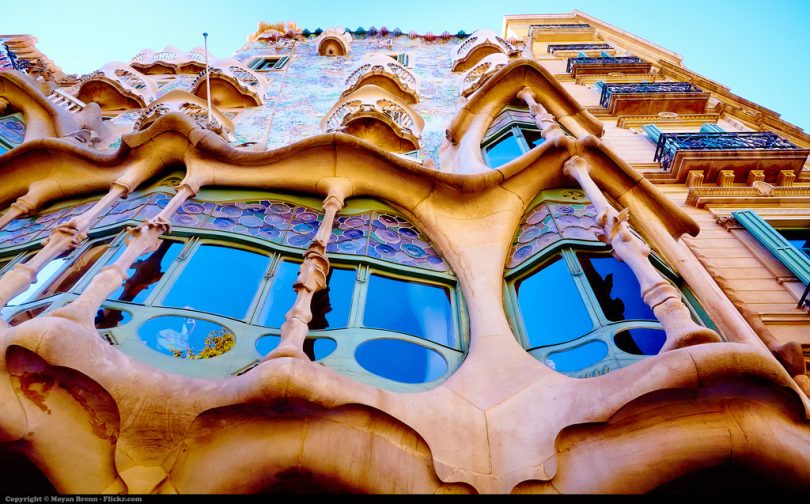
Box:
[363,274,456,348]
[8,304,50,326]
[162,244,270,320]
[36,239,113,300]
[94,307,132,330]
[139,316,235,359]
[8,257,68,306]
[546,340,608,373]
[304,338,337,360]
[484,132,524,168]
[309,267,354,330]
[614,328,666,355]
[355,339,448,384]
[516,256,593,348]
[521,128,545,149]
[256,260,299,328]
[578,253,656,322]
[779,229,810,257]
[255,335,281,356]
[109,240,183,304]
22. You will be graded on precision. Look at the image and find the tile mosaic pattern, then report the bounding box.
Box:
[1,194,449,272]
[508,201,601,269]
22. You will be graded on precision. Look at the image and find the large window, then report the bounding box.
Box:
[505,191,713,378]
[481,107,545,168]
[0,112,25,154]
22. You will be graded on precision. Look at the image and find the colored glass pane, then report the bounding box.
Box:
[578,253,655,322]
[7,257,68,306]
[355,339,448,384]
[521,128,545,149]
[485,131,523,168]
[364,274,456,348]
[109,240,183,304]
[515,256,593,348]
[139,316,235,359]
[162,244,270,319]
[94,307,132,330]
[256,260,299,328]
[35,239,113,300]
[546,340,608,372]
[614,328,666,355]
[308,267,354,330]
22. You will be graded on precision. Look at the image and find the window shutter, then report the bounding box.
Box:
[700,123,724,133]
[732,210,810,284]
[276,56,289,69]
[642,124,662,143]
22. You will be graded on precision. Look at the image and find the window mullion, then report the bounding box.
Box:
[348,264,369,328]
[246,252,280,325]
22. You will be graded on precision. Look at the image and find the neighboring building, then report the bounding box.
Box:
[0,11,809,494]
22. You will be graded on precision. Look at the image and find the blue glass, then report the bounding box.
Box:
[255,335,281,356]
[7,258,67,306]
[162,244,270,319]
[516,256,593,348]
[779,229,810,258]
[109,240,183,304]
[256,260,299,328]
[139,316,235,359]
[484,131,523,168]
[308,267,355,330]
[355,339,448,384]
[614,328,666,355]
[363,274,456,348]
[546,340,608,372]
[94,307,132,329]
[579,254,656,322]
[36,239,113,300]
[521,128,545,149]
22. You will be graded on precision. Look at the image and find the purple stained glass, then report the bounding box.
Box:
[212,217,236,229]
[287,234,311,247]
[239,215,264,228]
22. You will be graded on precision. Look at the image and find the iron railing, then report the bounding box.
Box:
[566,56,644,73]
[653,132,801,171]
[598,82,702,108]
[548,43,611,53]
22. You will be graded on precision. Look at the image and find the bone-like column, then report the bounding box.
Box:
[56,181,197,323]
[516,87,565,141]
[264,178,352,361]
[0,181,131,310]
[562,155,721,351]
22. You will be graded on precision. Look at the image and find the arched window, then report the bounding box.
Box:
[0,180,466,391]
[481,107,544,168]
[504,189,714,378]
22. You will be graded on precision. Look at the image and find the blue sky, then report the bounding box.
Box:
[4,0,809,131]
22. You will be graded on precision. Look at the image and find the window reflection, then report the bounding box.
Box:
[355,338,448,384]
[485,132,524,168]
[363,274,456,348]
[546,340,608,373]
[8,254,69,306]
[94,306,132,330]
[36,239,112,300]
[578,253,655,322]
[162,244,270,320]
[309,267,353,330]
[516,256,593,348]
[110,240,183,303]
[256,260,299,328]
[8,304,50,326]
[139,316,235,359]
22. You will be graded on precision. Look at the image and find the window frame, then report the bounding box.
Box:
[246,55,290,72]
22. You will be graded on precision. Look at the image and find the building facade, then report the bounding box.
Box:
[0,11,809,494]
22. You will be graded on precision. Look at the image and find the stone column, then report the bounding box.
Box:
[264,178,352,361]
[0,181,131,310]
[562,155,721,351]
[54,181,197,324]
[516,87,564,141]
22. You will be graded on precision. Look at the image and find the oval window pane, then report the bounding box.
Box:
[516,256,593,348]
[94,307,132,329]
[363,274,456,348]
[255,335,281,356]
[109,240,184,304]
[304,338,336,361]
[162,244,270,320]
[614,328,666,355]
[139,316,235,359]
[578,254,656,322]
[355,339,448,384]
[546,340,608,373]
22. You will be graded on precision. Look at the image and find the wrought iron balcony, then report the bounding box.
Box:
[547,43,611,54]
[566,56,645,74]
[599,82,702,108]
[654,132,802,172]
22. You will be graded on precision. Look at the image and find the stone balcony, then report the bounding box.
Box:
[451,29,515,72]
[315,27,352,56]
[190,59,268,107]
[130,46,211,75]
[566,56,651,77]
[652,131,810,184]
[342,54,419,104]
[76,63,156,112]
[599,82,710,116]
[322,85,424,153]
[459,53,509,98]
[132,89,234,141]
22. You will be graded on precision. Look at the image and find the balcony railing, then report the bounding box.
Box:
[654,132,802,171]
[599,82,703,108]
[548,43,611,53]
[566,56,644,74]
[530,24,591,30]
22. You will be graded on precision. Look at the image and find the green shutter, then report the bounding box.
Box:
[642,124,662,143]
[732,210,810,284]
[700,123,724,133]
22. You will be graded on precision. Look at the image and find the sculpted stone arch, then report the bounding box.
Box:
[316,27,352,56]
[342,53,419,104]
[77,63,155,112]
[451,29,516,73]
[191,59,268,108]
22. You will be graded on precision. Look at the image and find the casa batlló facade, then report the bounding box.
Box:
[0,10,809,494]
